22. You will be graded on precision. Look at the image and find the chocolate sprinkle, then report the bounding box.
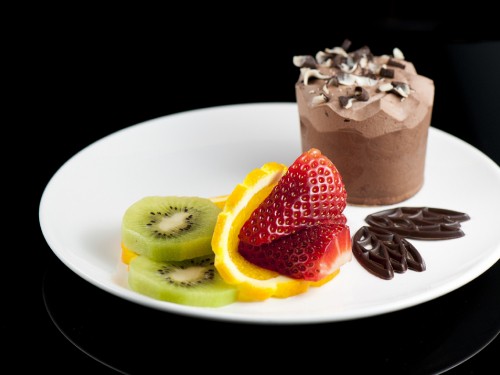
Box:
[379,67,395,78]
[387,58,406,69]
[352,226,426,280]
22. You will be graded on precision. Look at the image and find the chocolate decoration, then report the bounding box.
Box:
[387,58,406,69]
[341,39,352,51]
[365,207,470,240]
[391,81,411,98]
[327,76,339,87]
[354,86,369,101]
[352,226,426,280]
[379,68,395,78]
[353,46,372,60]
[339,96,351,108]
[293,55,317,69]
[332,54,346,68]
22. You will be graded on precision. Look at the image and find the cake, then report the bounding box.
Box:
[294,40,435,205]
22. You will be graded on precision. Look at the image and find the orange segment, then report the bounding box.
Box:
[121,243,138,265]
[212,162,314,301]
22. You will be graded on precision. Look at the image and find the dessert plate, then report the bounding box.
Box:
[39,102,500,324]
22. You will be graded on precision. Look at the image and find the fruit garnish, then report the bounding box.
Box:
[212,149,351,301]
[128,255,238,307]
[121,243,138,265]
[209,195,229,210]
[121,196,221,261]
[238,148,347,246]
[211,161,313,301]
[239,221,351,281]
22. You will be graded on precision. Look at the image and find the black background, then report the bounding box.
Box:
[23,5,500,374]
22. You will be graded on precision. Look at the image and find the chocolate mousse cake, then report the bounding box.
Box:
[294,40,435,205]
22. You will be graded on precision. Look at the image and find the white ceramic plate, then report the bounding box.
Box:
[39,103,500,324]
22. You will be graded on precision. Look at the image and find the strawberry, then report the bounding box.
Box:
[238,222,352,281]
[238,148,347,246]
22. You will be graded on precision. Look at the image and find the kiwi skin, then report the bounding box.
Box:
[128,255,238,307]
[121,196,221,261]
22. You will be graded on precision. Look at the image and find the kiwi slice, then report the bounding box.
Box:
[128,255,237,307]
[122,196,221,261]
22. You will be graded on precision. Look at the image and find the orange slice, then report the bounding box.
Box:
[121,243,138,265]
[212,162,334,302]
[209,195,229,210]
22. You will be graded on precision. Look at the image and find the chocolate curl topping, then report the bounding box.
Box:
[353,46,372,61]
[354,86,369,101]
[391,81,411,98]
[339,96,351,108]
[327,76,339,87]
[340,87,370,108]
[387,58,406,69]
[332,54,346,69]
[379,68,395,78]
[341,38,352,51]
[293,55,317,68]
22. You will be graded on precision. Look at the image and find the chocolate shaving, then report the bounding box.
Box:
[352,226,426,280]
[361,69,377,80]
[311,93,329,105]
[387,58,406,69]
[391,81,411,98]
[340,56,357,73]
[354,86,369,101]
[379,68,395,78]
[378,83,394,92]
[365,207,470,240]
[327,76,339,87]
[393,47,405,60]
[339,96,351,108]
[341,39,352,51]
[353,46,372,61]
[293,55,317,69]
[315,51,331,65]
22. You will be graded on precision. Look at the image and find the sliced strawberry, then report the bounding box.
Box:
[238,223,352,281]
[239,148,347,246]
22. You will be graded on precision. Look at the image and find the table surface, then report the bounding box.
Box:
[27,18,500,374]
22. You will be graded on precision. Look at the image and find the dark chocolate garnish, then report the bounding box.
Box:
[365,207,470,240]
[387,58,406,69]
[354,86,369,101]
[332,54,346,68]
[379,67,395,78]
[341,39,352,51]
[353,46,372,61]
[352,226,426,280]
[339,96,351,108]
[362,69,377,80]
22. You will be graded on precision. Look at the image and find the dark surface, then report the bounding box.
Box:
[26,10,500,374]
